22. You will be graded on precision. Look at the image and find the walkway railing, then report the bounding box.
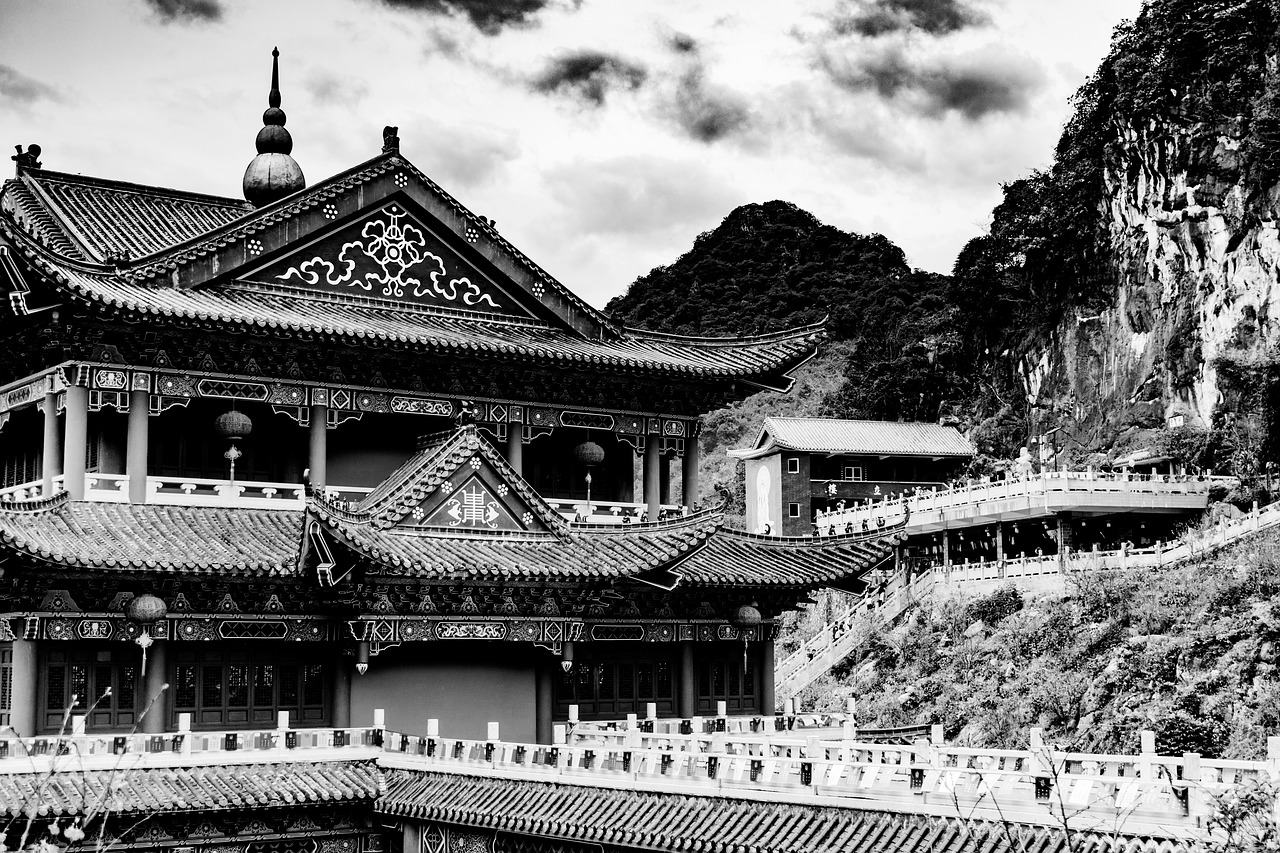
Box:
[376,718,1280,837]
[815,470,1218,534]
[1,709,1276,838]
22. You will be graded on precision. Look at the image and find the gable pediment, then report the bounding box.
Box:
[405,456,548,534]
[239,200,534,319]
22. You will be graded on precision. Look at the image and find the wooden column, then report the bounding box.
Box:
[681,436,700,509]
[332,658,352,728]
[995,522,1005,561]
[141,640,167,733]
[62,384,88,500]
[643,440,661,521]
[535,657,554,745]
[506,429,523,478]
[126,389,149,504]
[678,640,696,719]
[760,636,776,716]
[659,454,671,506]
[309,404,327,493]
[8,638,37,737]
[941,530,950,568]
[40,391,61,497]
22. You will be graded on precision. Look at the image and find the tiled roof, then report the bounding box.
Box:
[9,170,251,262]
[0,760,379,818]
[315,509,720,582]
[732,417,975,459]
[677,528,896,586]
[0,155,823,382]
[377,770,1187,853]
[0,497,300,576]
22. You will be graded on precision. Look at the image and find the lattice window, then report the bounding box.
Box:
[41,645,140,733]
[0,645,11,727]
[696,654,758,716]
[172,644,331,729]
[557,651,676,720]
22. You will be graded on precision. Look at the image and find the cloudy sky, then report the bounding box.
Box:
[1,0,1142,308]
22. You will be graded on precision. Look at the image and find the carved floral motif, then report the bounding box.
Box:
[276,205,500,309]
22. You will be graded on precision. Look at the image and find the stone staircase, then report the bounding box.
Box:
[776,569,933,699]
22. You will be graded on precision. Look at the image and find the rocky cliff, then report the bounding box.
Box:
[1024,115,1280,462]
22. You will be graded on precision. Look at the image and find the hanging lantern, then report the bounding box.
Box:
[572,441,605,467]
[356,641,370,675]
[572,442,605,519]
[214,410,254,441]
[126,593,167,677]
[731,604,762,673]
[560,640,575,673]
[215,410,253,487]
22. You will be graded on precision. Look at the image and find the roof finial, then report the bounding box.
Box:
[243,47,305,207]
[269,46,281,109]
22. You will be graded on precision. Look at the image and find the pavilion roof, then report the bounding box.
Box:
[0,156,823,385]
[730,416,976,460]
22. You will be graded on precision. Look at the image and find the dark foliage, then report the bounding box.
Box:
[606,200,980,422]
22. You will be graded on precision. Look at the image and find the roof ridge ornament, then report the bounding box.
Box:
[242,47,306,207]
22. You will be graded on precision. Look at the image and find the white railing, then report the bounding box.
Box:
[816,470,1218,533]
[0,710,383,773]
[544,498,685,524]
[0,479,47,502]
[2,708,1276,837]
[376,720,1280,835]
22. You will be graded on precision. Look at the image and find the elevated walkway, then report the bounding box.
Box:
[816,471,1217,535]
[780,499,1280,696]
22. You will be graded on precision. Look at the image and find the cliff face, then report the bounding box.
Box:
[1025,117,1280,457]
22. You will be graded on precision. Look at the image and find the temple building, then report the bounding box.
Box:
[730,416,974,536]
[0,52,897,749]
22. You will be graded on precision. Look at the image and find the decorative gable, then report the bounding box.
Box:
[243,200,533,318]
[402,452,546,533]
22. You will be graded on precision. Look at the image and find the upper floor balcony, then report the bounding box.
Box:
[0,379,694,524]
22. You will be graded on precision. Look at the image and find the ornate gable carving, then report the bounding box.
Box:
[401,453,548,534]
[245,202,533,318]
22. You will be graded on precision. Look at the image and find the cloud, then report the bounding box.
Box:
[830,0,987,37]
[0,65,61,106]
[141,0,224,23]
[820,44,1044,120]
[403,120,521,188]
[668,32,699,54]
[371,0,570,36]
[543,155,744,237]
[668,65,751,142]
[304,72,370,108]
[531,51,647,107]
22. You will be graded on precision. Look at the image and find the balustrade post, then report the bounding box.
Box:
[1139,730,1156,779]
[177,713,193,755]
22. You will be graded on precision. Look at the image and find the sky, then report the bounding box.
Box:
[0,0,1143,308]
